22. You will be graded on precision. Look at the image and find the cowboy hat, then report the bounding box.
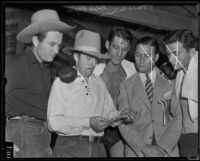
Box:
[16,9,75,43]
[62,30,110,59]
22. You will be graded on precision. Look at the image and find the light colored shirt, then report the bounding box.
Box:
[176,51,198,133]
[47,72,120,137]
[94,59,136,79]
[139,67,157,87]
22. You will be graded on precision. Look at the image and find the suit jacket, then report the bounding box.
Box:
[118,69,182,157]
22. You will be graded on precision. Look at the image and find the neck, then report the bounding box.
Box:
[107,61,121,72]
[32,47,43,63]
[76,65,89,83]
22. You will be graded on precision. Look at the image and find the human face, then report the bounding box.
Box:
[75,53,97,78]
[35,31,63,62]
[107,36,130,66]
[134,44,158,74]
[165,41,191,71]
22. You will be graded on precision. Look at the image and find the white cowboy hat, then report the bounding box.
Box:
[16,9,75,43]
[62,30,110,59]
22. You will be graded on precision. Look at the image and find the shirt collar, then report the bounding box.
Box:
[139,67,157,86]
[75,69,96,84]
[25,47,49,68]
[25,47,38,66]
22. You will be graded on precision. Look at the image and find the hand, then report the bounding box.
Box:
[142,144,165,157]
[119,108,138,124]
[89,116,109,133]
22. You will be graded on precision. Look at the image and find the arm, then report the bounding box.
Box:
[118,83,146,154]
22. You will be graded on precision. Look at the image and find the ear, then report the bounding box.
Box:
[154,53,159,63]
[105,40,110,50]
[73,53,79,63]
[32,36,39,47]
[189,48,196,58]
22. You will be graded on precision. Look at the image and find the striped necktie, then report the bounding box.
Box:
[145,74,153,105]
[145,74,156,145]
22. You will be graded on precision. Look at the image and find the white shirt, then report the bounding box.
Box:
[93,59,136,79]
[176,52,198,133]
[47,72,119,137]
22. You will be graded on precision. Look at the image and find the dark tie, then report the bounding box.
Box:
[145,74,153,105]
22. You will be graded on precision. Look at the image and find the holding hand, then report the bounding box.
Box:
[119,108,138,124]
[89,116,109,133]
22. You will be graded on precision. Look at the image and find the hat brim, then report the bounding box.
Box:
[62,47,110,59]
[17,20,75,43]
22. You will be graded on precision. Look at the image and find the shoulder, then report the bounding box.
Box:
[93,61,106,76]
[121,73,138,88]
[122,59,137,78]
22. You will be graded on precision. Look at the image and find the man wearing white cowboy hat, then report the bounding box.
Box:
[5,9,75,157]
[47,29,137,157]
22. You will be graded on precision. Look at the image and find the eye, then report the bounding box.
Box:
[122,48,129,52]
[112,45,119,50]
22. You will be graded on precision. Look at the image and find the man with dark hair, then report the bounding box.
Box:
[93,26,136,157]
[5,9,75,157]
[162,29,198,158]
[118,36,182,157]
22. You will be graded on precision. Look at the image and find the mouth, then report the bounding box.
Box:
[87,68,94,71]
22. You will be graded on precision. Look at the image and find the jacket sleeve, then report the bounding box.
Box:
[118,82,146,154]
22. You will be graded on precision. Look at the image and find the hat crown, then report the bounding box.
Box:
[74,30,101,52]
[31,9,60,24]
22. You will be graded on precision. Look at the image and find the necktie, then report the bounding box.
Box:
[145,74,153,105]
[145,74,156,145]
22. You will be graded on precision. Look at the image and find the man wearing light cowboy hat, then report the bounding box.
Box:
[5,9,75,157]
[47,29,137,157]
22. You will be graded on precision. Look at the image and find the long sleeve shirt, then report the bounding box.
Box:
[47,72,119,137]
[176,52,198,133]
[5,47,51,120]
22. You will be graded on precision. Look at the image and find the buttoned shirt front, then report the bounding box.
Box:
[47,72,119,137]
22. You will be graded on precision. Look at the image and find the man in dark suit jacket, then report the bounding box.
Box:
[118,37,182,157]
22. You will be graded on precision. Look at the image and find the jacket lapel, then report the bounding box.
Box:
[152,72,168,106]
[131,73,151,111]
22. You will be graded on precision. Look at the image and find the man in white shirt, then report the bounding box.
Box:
[163,29,198,158]
[47,30,136,157]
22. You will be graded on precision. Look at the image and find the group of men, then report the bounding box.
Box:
[5,9,198,158]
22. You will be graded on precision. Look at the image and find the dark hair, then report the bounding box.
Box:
[162,29,195,51]
[108,26,132,45]
[135,36,159,55]
[35,32,48,42]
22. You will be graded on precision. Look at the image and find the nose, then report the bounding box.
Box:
[169,54,175,64]
[53,46,59,55]
[90,58,97,67]
[140,55,145,64]
[117,49,122,57]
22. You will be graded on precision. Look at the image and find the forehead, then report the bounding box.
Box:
[44,31,63,41]
[166,41,184,52]
[135,44,154,55]
[111,36,130,47]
